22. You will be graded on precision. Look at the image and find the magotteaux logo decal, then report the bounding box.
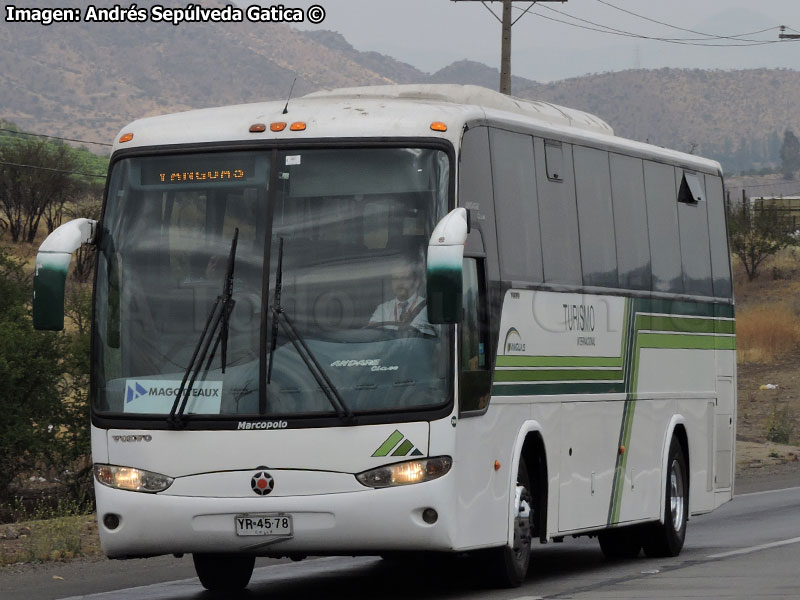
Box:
[126,382,148,404]
[123,380,223,414]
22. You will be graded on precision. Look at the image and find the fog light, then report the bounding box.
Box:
[103,513,120,530]
[422,508,438,524]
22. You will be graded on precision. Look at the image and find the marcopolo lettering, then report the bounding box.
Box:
[237,421,289,430]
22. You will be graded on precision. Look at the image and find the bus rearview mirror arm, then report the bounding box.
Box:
[426,208,468,324]
[33,218,97,330]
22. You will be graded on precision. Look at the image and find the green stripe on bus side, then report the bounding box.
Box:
[637,332,736,350]
[608,299,637,524]
[636,315,735,335]
[637,298,734,319]
[491,382,625,396]
[372,430,404,457]
[492,338,733,395]
[494,369,624,382]
[496,355,622,367]
[608,300,737,524]
[610,401,634,524]
[619,298,632,386]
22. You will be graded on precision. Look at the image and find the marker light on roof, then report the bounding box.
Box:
[249,123,267,133]
[430,122,448,132]
[290,122,307,131]
[119,132,134,143]
[270,122,287,132]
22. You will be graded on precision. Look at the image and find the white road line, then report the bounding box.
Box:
[707,536,800,559]
[735,485,800,498]
[58,556,359,600]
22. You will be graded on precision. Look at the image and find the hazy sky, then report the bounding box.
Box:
[278,0,800,82]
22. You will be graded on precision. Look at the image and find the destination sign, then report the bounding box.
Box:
[140,156,257,186]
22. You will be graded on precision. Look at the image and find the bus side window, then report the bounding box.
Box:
[460,257,491,413]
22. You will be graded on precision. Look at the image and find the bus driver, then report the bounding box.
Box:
[368,263,434,336]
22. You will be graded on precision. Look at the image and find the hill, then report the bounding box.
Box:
[1,1,800,173]
[523,68,798,173]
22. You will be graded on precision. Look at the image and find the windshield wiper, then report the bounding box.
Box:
[266,237,355,424]
[168,228,239,428]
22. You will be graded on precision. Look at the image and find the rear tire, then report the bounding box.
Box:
[193,553,255,592]
[642,437,688,558]
[487,456,533,588]
[598,526,642,559]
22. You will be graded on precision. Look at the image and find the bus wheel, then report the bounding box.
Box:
[193,553,255,591]
[488,456,533,587]
[642,437,688,558]
[598,526,642,559]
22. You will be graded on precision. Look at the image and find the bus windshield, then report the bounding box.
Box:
[93,147,453,421]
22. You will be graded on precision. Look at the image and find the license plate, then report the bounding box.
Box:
[235,514,293,537]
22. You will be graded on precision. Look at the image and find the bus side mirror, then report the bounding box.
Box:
[426,208,468,324]
[33,218,97,330]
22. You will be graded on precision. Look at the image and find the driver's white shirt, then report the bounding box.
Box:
[369,293,434,335]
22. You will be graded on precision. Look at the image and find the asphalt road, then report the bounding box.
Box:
[2,485,799,600]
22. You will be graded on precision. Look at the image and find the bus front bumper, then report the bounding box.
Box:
[95,476,457,558]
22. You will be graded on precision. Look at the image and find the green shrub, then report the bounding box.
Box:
[765,403,795,445]
[0,247,91,505]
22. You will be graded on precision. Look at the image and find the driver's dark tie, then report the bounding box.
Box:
[398,300,408,321]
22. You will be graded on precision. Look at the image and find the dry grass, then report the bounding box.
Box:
[736,301,800,363]
[0,515,100,566]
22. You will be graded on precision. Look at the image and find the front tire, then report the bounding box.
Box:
[193,553,255,592]
[487,456,533,587]
[642,437,688,557]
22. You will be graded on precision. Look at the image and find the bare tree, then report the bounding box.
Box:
[0,138,82,243]
[728,199,795,281]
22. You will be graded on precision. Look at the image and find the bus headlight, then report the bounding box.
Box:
[356,457,452,488]
[94,464,174,493]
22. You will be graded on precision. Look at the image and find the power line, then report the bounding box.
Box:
[0,127,112,148]
[534,4,784,46]
[0,160,106,179]
[593,0,782,43]
[526,4,793,47]
[453,1,569,95]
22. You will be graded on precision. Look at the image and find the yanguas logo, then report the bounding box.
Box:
[504,327,526,353]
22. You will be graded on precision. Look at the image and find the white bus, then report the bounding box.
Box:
[33,84,735,591]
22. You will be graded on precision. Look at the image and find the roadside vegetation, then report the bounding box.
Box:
[0,123,104,546]
[733,246,800,457]
[0,500,100,566]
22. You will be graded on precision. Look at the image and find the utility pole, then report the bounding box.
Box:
[779,25,800,40]
[451,1,567,95]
